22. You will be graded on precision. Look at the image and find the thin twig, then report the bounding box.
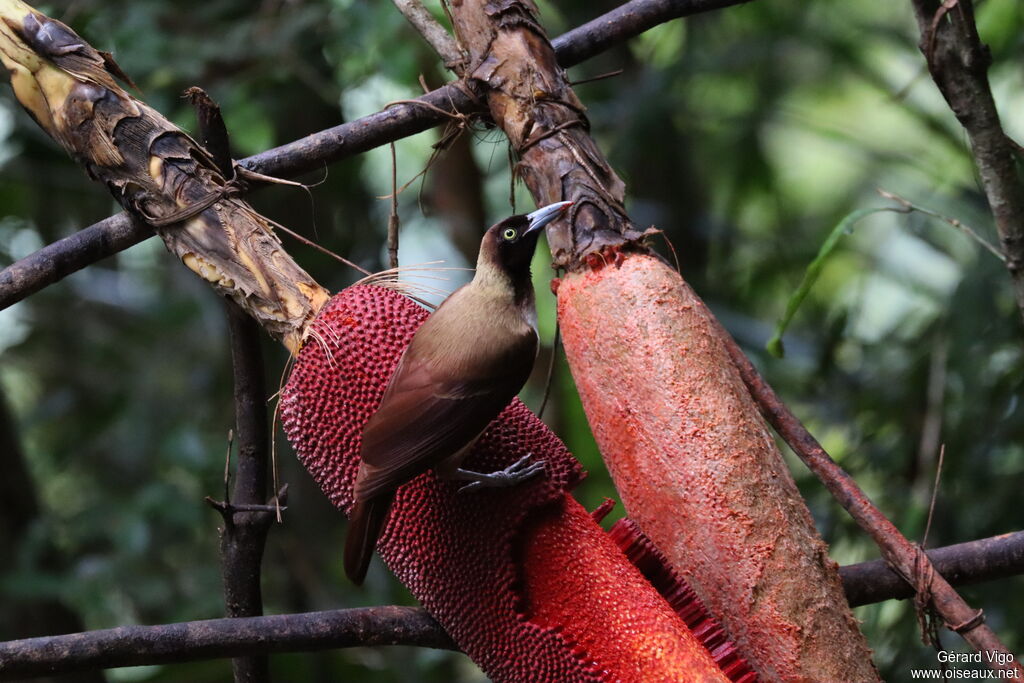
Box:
[388,143,400,270]
[205,498,289,515]
[268,354,295,526]
[568,68,625,86]
[262,214,371,275]
[391,0,464,70]
[537,320,560,420]
[223,429,234,504]
[922,444,946,549]
[877,188,1005,262]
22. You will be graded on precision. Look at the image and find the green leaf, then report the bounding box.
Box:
[767,208,889,358]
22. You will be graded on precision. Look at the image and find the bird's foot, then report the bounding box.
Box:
[453,454,545,494]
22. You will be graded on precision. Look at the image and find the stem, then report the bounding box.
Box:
[391,0,463,69]
[191,88,277,682]
[388,143,400,269]
[218,302,275,683]
[910,0,1024,324]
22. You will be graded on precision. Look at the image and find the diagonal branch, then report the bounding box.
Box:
[391,0,464,70]
[909,0,1024,323]
[719,325,1024,679]
[0,0,754,312]
[551,0,753,66]
[0,212,148,310]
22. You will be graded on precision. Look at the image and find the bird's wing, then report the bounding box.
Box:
[354,327,537,501]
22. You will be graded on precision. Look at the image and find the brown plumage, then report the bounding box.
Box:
[344,201,572,584]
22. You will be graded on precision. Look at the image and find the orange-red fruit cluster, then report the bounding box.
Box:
[281,285,744,682]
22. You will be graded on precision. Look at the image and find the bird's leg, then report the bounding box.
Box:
[439,454,546,494]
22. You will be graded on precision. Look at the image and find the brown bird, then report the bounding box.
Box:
[344,200,573,584]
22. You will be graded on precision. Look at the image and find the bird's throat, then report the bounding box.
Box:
[473,258,534,304]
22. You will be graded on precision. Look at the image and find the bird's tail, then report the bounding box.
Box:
[344,493,394,585]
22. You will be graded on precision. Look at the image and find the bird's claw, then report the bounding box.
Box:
[456,454,545,494]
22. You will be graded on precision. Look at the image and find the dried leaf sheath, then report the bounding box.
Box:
[0,0,328,351]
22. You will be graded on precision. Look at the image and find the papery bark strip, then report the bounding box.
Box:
[0,0,328,351]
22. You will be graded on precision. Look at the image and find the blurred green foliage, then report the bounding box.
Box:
[1,0,1022,680]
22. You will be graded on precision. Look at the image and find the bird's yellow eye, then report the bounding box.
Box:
[503,228,517,240]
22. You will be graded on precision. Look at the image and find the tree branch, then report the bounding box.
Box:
[909,0,1024,323]
[841,531,1024,608]
[0,212,150,310]
[550,0,754,67]
[1,530,1021,679]
[0,0,754,312]
[0,607,454,681]
[192,89,277,682]
[391,0,464,70]
[216,301,276,683]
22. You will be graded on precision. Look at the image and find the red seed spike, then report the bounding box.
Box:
[282,285,736,682]
[606,517,760,683]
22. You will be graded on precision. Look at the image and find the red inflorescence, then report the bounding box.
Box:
[281,285,741,682]
[607,519,760,683]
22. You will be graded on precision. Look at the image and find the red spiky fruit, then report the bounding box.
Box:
[281,284,749,682]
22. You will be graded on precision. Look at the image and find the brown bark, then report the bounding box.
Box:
[0,0,328,352]
[448,0,642,269]
[910,0,1024,324]
[445,1,877,680]
[216,302,275,683]
[841,531,1024,607]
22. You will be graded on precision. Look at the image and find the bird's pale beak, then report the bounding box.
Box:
[525,201,573,234]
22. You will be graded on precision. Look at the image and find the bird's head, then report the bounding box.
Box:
[477,201,573,281]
